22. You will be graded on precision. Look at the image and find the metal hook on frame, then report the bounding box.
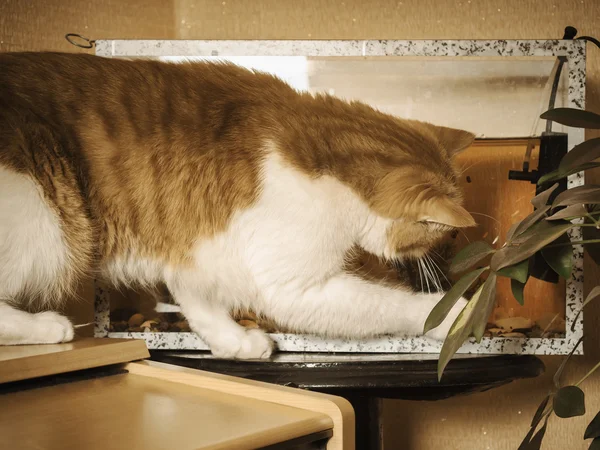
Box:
[65,33,96,49]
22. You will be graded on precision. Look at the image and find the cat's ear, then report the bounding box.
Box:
[431,125,475,157]
[422,197,476,228]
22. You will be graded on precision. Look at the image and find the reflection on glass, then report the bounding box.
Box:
[157,55,568,138]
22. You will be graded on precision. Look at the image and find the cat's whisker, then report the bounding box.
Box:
[424,256,435,290]
[419,258,431,294]
[424,255,441,291]
[459,229,471,243]
[425,255,443,292]
[428,254,451,288]
[468,211,501,226]
[417,260,425,293]
[432,260,445,291]
[421,257,432,291]
[430,249,447,264]
[421,259,429,293]
[458,161,480,175]
[425,254,439,283]
[468,211,502,235]
[427,261,439,292]
[427,255,442,291]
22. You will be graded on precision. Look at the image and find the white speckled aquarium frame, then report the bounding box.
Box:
[94,39,586,355]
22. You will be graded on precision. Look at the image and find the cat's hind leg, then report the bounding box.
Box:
[0,162,88,345]
[166,275,273,359]
[0,302,73,345]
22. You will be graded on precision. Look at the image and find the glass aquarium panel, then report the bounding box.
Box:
[156,55,568,138]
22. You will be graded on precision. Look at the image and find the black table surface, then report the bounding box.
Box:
[149,352,545,400]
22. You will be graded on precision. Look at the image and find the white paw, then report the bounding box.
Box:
[34,311,75,343]
[209,328,274,360]
[425,298,469,341]
[235,329,274,359]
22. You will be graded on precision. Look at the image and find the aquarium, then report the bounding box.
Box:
[94,39,585,355]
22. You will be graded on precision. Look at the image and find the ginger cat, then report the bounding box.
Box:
[0,52,475,358]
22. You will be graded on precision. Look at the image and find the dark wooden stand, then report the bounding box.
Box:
[150,352,544,449]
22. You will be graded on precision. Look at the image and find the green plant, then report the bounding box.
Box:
[426,107,600,449]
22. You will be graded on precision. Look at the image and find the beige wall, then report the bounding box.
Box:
[2,1,600,448]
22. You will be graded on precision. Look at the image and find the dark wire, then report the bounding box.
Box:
[543,28,600,133]
[545,26,578,133]
[545,57,567,133]
[577,35,600,50]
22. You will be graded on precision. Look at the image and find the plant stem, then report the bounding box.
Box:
[545,239,600,249]
[586,212,600,227]
[575,360,600,387]
[542,408,553,422]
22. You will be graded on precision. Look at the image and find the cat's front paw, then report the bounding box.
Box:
[236,329,274,359]
[425,298,469,341]
[209,328,274,360]
[34,311,75,343]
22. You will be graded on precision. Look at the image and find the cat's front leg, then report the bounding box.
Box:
[167,282,274,359]
[263,273,466,340]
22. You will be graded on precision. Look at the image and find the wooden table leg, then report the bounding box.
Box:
[345,395,383,450]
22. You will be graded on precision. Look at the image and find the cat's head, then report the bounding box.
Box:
[356,121,476,261]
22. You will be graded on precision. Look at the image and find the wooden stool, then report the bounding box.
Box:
[150,352,545,449]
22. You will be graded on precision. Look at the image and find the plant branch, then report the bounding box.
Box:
[575,360,600,387]
[586,212,600,227]
[545,239,600,249]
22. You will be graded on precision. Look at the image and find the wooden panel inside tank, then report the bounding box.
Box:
[454,139,565,335]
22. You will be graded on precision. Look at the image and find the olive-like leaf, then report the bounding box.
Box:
[546,204,588,221]
[518,426,537,450]
[584,286,600,309]
[554,336,584,388]
[471,273,497,342]
[541,107,600,129]
[531,395,551,428]
[541,234,573,279]
[560,138,600,173]
[573,286,600,331]
[538,162,600,185]
[553,185,600,208]
[585,410,600,440]
[424,268,486,334]
[490,221,573,271]
[583,217,600,266]
[553,385,585,418]
[511,278,527,305]
[506,222,520,243]
[449,241,495,275]
[497,259,529,283]
[437,284,483,380]
[538,169,560,185]
[519,412,550,450]
[511,217,563,245]
[589,437,600,450]
[529,250,560,283]
[512,205,552,239]
[531,184,559,209]
[526,416,550,450]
